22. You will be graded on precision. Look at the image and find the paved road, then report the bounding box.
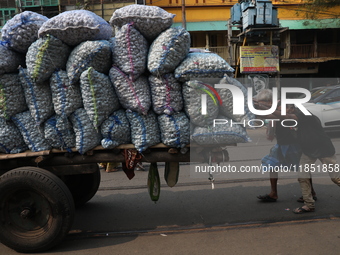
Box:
[1,128,340,254]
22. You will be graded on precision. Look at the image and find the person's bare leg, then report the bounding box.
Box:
[268,171,278,199]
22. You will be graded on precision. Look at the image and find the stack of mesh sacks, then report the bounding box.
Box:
[0,5,249,155]
[184,76,253,145]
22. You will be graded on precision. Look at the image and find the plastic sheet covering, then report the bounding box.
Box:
[148,27,190,75]
[149,73,183,115]
[109,66,151,115]
[191,117,251,145]
[26,35,71,83]
[12,111,51,152]
[100,109,131,149]
[69,108,101,154]
[66,40,112,85]
[0,45,25,75]
[38,10,113,46]
[0,73,27,120]
[182,80,219,127]
[126,110,161,152]
[43,115,75,152]
[109,4,175,42]
[158,112,190,148]
[0,117,28,154]
[19,68,54,126]
[112,23,148,80]
[174,52,235,82]
[80,67,120,129]
[1,11,48,53]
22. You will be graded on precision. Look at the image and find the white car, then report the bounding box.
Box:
[302,85,340,131]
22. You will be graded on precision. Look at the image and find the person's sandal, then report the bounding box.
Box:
[297,196,317,203]
[293,206,315,214]
[257,194,277,202]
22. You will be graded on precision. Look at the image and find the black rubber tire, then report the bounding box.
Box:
[61,164,101,207]
[0,167,75,253]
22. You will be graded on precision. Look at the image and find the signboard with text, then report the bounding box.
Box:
[240,46,279,73]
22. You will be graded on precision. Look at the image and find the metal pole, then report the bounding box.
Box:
[181,0,186,30]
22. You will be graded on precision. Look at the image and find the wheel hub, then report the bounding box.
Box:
[20,207,35,219]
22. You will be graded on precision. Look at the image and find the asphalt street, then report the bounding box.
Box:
[1,127,340,255]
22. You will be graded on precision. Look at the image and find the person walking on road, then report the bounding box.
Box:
[253,89,340,213]
[253,89,317,203]
[291,108,340,214]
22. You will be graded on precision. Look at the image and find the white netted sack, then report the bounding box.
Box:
[174,52,235,82]
[109,4,175,42]
[182,80,220,127]
[126,110,161,152]
[149,73,183,115]
[112,23,148,80]
[0,117,28,154]
[100,109,131,149]
[148,27,190,75]
[191,117,251,145]
[19,68,54,126]
[43,115,75,152]
[38,10,113,46]
[66,40,112,85]
[50,70,83,123]
[69,108,102,155]
[217,75,255,123]
[0,45,25,75]
[80,67,120,129]
[26,34,71,83]
[0,73,27,120]
[12,111,52,152]
[1,11,48,54]
[109,66,151,115]
[158,112,190,148]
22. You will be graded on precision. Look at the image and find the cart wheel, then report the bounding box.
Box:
[61,164,101,207]
[0,167,75,253]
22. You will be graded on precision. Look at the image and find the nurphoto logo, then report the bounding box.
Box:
[200,85,312,128]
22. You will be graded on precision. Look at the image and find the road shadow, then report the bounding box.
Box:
[51,179,340,252]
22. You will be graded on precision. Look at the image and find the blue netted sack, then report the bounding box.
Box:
[49,70,83,130]
[182,80,219,127]
[0,117,28,154]
[109,66,151,115]
[43,115,75,152]
[191,117,251,145]
[0,45,25,74]
[217,75,255,123]
[148,27,190,75]
[174,52,234,82]
[149,73,183,115]
[1,11,48,53]
[12,111,51,152]
[126,110,161,152]
[158,112,190,148]
[19,67,54,126]
[66,40,112,85]
[112,23,148,81]
[0,73,27,120]
[26,34,71,83]
[80,67,120,129]
[69,108,101,154]
[100,109,131,149]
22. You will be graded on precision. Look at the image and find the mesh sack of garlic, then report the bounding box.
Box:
[38,10,112,46]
